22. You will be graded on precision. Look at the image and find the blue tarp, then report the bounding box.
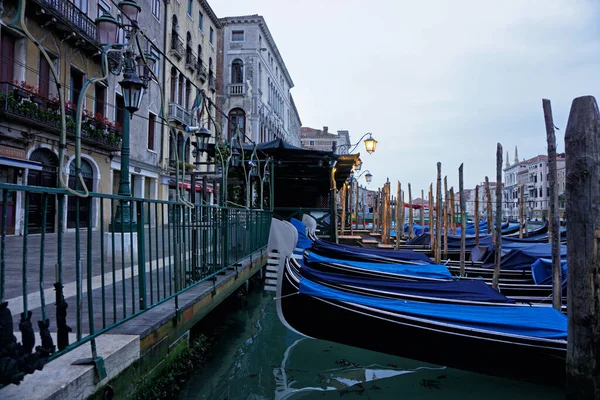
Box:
[298,261,515,303]
[290,218,312,250]
[492,243,567,270]
[305,251,453,279]
[312,239,432,263]
[531,259,568,285]
[299,277,568,340]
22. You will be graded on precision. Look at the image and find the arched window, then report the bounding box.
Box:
[186,32,192,63]
[184,137,191,163]
[197,44,202,65]
[228,108,246,141]
[172,15,178,33]
[231,59,243,84]
[170,67,177,102]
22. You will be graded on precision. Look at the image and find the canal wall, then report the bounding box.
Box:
[0,248,267,400]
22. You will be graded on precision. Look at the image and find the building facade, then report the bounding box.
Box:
[217,15,301,146]
[0,0,129,235]
[300,126,351,154]
[162,0,221,203]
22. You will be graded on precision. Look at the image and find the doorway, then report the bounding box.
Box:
[27,148,58,234]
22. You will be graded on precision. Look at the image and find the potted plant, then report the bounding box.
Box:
[47,96,60,110]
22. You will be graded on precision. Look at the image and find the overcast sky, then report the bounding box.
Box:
[212,0,600,195]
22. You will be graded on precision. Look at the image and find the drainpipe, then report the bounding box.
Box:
[159,0,168,163]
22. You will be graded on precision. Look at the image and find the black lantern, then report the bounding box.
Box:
[119,72,144,114]
[195,126,211,152]
[365,172,373,184]
[96,13,120,46]
[118,0,141,27]
[230,147,241,167]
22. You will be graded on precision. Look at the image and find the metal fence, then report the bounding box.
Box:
[0,182,271,384]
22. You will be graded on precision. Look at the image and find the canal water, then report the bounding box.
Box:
[178,281,563,400]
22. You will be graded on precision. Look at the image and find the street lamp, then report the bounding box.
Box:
[118,0,141,27]
[335,132,379,155]
[96,13,120,46]
[354,170,373,184]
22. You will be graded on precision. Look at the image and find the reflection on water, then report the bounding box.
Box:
[178,284,564,400]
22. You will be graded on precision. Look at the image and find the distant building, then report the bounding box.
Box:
[217,15,301,146]
[300,126,351,154]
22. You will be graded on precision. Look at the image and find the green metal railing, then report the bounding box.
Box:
[0,182,271,383]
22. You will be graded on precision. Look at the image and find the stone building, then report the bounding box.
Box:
[0,0,126,235]
[162,0,221,203]
[217,14,301,146]
[300,126,351,154]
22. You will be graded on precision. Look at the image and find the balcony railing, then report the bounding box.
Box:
[185,51,197,72]
[197,63,208,81]
[170,34,184,60]
[34,0,98,47]
[0,82,122,150]
[208,74,216,91]
[228,83,245,96]
[168,102,192,126]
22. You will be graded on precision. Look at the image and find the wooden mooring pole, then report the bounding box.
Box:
[429,184,434,251]
[395,181,400,249]
[450,188,456,235]
[519,184,524,239]
[420,189,425,233]
[543,98,562,311]
[492,144,503,290]
[400,185,405,239]
[443,176,448,258]
[485,176,493,238]
[349,181,354,236]
[355,181,359,230]
[459,164,466,276]
[435,162,442,264]
[565,96,600,398]
[474,185,480,246]
[408,183,414,239]
[340,183,347,237]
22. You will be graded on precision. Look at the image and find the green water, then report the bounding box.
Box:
[178,283,563,400]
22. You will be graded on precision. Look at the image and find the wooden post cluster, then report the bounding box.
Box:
[564,95,600,398]
[542,98,562,311]
[435,162,442,264]
[492,144,503,290]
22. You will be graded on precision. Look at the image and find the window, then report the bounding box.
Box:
[69,67,84,103]
[198,11,204,31]
[228,108,246,140]
[151,46,160,78]
[115,94,124,126]
[231,59,243,84]
[187,0,193,17]
[151,0,160,19]
[309,140,315,146]
[148,113,156,151]
[98,0,110,17]
[39,52,51,98]
[232,30,244,41]
[95,83,106,116]
[209,27,214,45]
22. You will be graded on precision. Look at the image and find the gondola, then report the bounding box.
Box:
[276,255,567,386]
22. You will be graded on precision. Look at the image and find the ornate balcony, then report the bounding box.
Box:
[0,82,122,151]
[185,51,197,72]
[170,34,184,60]
[30,0,99,52]
[228,83,245,96]
[197,63,208,82]
[168,102,192,126]
[208,74,216,91]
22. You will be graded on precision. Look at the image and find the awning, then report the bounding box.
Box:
[168,178,213,193]
[0,156,42,171]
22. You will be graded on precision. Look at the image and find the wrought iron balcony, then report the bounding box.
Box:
[0,82,121,150]
[31,0,98,50]
[228,83,245,96]
[168,102,192,126]
[170,34,184,60]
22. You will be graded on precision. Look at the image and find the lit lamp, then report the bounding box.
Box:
[95,13,120,46]
[118,0,141,27]
[230,147,241,167]
[365,172,373,184]
[355,158,362,171]
[364,134,377,154]
[195,126,211,153]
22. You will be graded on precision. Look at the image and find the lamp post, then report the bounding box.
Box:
[354,170,373,184]
[96,0,149,232]
[334,132,378,155]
